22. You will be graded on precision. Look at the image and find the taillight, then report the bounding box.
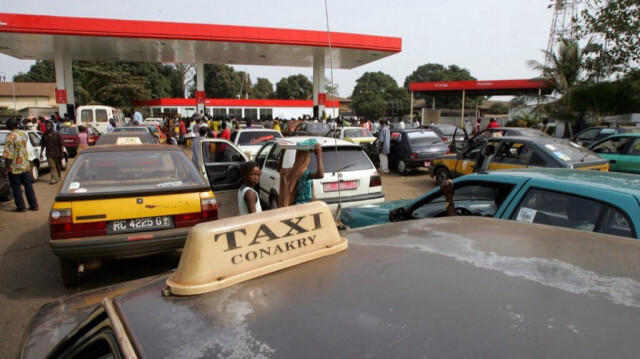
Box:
[446,149,451,154]
[443,137,447,142]
[369,173,382,187]
[50,208,107,239]
[174,197,218,228]
[410,153,418,159]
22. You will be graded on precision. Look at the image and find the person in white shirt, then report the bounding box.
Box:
[132,108,143,125]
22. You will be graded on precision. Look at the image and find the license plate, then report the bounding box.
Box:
[107,216,174,234]
[424,161,431,167]
[323,180,358,192]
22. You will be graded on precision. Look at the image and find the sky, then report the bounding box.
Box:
[0,0,556,98]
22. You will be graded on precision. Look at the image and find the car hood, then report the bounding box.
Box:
[345,137,376,144]
[340,198,412,229]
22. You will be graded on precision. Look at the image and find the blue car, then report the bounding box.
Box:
[340,169,640,239]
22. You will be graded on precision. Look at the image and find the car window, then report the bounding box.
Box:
[462,141,486,160]
[287,146,373,173]
[28,132,40,146]
[265,144,283,170]
[344,128,372,138]
[96,109,108,123]
[58,127,79,135]
[80,109,93,124]
[576,128,599,140]
[433,126,457,136]
[544,141,598,162]
[493,142,534,165]
[512,189,607,234]
[255,142,275,168]
[410,182,515,219]
[592,137,632,154]
[0,132,7,145]
[236,131,280,146]
[596,128,616,140]
[598,206,635,238]
[307,123,330,132]
[60,150,206,195]
[629,139,640,155]
[405,131,440,145]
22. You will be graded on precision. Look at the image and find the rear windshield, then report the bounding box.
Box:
[406,131,441,145]
[544,141,600,162]
[432,126,457,136]
[307,123,330,131]
[237,131,281,146]
[344,128,372,138]
[80,109,93,124]
[283,146,374,173]
[58,127,79,135]
[60,150,205,195]
[96,133,155,145]
[96,109,108,123]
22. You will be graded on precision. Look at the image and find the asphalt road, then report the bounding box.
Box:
[0,158,436,357]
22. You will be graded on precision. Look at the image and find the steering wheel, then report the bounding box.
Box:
[455,207,473,216]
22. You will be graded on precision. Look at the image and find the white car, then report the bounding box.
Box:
[194,136,385,213]
[230,129,282,160]
[254,137,385,212]
[0,130,69,182]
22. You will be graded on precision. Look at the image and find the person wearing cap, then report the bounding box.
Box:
[2,118,38,212]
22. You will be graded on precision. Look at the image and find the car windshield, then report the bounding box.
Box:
[406,131,441,145]
[58,127,79,135]
[0,132,7,145]
[544,141,599,162]
[237,131,281,146]
[144,126,159,134]
[307,146,373,172]
[60,150,206,195]
[114,127,147,132]
[433,126,457,136]
[344,128,372,138]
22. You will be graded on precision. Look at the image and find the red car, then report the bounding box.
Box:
[57,126,101,157]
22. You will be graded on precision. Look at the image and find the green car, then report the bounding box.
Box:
[340,168,640,239]
[589,133,640,174]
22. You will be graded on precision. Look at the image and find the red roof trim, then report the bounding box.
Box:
[409,79,551,92]
[134,98,340,108]
[0,13,402,52]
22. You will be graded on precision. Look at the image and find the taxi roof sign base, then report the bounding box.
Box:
[166,202,348,296]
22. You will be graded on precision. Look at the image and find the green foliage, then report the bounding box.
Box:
[568,81,640,125]
[506,112,537,128]
[487,103,509,115]
[195,64,250,98]
[351,72,410,118]
[13,60,56,82]
[403,63,477,108]
[324,83,339,97]
[575,0,640,77]
[275,74,312,100]
[251,78,275,99]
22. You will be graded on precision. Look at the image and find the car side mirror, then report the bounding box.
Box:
[389,207,408,222]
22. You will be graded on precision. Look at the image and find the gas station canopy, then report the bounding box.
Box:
[0,13,401,68]
[410,79,553,97]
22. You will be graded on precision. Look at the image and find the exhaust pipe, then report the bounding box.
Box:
[77,262,85,276]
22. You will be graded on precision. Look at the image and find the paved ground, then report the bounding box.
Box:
[0,157,436,356]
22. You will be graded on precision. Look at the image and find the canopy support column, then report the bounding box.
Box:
[313,53,326,119]
[410,91,415,125]
[460,89,466,128]
[53,36,75,118]
[196,62,205,116]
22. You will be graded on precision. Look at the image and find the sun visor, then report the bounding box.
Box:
[166,201,348,296]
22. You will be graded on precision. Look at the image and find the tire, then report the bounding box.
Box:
[30,161,39,182]
[269,194,279,210]
[397,160,408,175]
[59,258,82,287]
[435,167,450,185]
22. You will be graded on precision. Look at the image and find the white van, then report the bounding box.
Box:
[76,105,124,133]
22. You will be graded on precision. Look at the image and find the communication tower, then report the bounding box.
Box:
[545,0,581,66]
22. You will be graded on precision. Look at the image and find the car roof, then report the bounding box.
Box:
[472,168,640,195]
[391,128,437,133]
[277,136,356,147]
[85,143,169,153]
[110,214,640,358]
[485,135,570,144]
[235,128,281,133]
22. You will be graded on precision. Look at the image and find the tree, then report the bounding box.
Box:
[275,74,312,100]
[73,62,152,108]
[403,63,477,108]
[194,64,249,98]
[171,64,194,98]
[251,77,275,99]
[325,82,339,97]
[487,103,510,115]
[568,81,640,125]
[13,60,55,82]
[575,0,640,77]
[351,72,410,118]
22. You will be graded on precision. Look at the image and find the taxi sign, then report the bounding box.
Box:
[166,201,348,296]
[115,137,142,145]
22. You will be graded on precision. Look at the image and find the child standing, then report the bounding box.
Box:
[238,161,262,215]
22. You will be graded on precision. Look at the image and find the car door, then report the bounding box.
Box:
[590,136,630,172]
[488,141,532,171]
[617,137,640,173]
[27,131,42,163]
[574,127,600,146]
[198,138,248,192]
[257,143,283,206]
[453,140,485,176]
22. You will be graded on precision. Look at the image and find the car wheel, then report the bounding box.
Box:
[61,154,68,171]
[397,160,408,175]
[59,258,82,287]
[30,161,39,182]
[435,167,450,185]
[269,194,279,210]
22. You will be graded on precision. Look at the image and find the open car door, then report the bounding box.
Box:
[198,139,249,192]
[449,127,470,154]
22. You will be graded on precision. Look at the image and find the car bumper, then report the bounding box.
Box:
[50,227,191,260]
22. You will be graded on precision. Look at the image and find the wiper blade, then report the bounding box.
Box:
[335,163,356,173]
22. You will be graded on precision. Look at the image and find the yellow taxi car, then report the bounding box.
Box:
[325,126,378,163]
[430,136,609,184]
[49,144,218,286]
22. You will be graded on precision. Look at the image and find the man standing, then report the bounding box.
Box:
[178,118,187,144]
[2,118,38,212]
[40,121,65,185]
[216,121,231,162]
[377,119,391,174]
[132,108,143,125]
